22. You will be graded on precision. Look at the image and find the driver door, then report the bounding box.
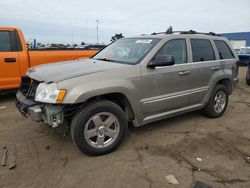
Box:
[141,39,191,122]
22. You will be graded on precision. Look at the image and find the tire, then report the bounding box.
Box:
[71,100,128,156]
[246,72,250,86]
[203,84,228,118]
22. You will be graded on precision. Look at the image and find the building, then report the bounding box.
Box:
[221,32,250,49]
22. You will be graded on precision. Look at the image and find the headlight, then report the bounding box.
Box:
[35,83,66,104]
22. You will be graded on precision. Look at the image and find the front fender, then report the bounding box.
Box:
[59,78,142,118]
[75,80,135,103]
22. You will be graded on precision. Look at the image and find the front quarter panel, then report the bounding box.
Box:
[57,65,143,118]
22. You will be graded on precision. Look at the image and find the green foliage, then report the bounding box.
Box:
[166,26,173,34]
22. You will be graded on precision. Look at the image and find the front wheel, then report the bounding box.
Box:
[203,84,229,118]
[71,100,127,155]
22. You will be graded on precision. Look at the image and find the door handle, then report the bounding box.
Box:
[4,58,16,63]
[211,66,220,71]
[179,70,190,76]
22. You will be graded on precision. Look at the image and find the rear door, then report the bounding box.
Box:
[187,38,219,105]
[0,30,21,90]
[214,40,238,81]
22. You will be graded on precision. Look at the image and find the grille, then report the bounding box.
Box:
[20,76,39,100]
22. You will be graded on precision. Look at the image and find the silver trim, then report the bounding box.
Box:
[179,70,190,76]
[143,104,202,122]
[211,66,220,70]
[141,86,208,104]
[154,58,235,69]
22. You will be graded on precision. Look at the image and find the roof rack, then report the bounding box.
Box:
[151,30,221,36]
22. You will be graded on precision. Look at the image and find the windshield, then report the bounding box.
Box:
[93,38,160,64]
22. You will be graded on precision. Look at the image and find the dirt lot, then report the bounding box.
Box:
[0,67,250,188]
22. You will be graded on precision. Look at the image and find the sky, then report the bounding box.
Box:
[0,0,250,45]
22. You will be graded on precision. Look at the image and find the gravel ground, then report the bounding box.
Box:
[0,67,250,188]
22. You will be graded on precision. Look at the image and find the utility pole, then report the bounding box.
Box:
[84,18,89,44]
[71,33,74,45]
[96,19,99,44]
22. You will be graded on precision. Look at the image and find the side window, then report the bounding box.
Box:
[0,31,11,52]
[156,39,187,64]
[191,39,215,62]
[214,40,234,59]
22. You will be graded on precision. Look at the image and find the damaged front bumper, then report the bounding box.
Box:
[16,91,64,127]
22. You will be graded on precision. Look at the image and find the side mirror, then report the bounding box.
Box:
[147,55,175,68]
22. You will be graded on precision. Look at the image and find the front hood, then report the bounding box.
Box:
[27,59,127,83]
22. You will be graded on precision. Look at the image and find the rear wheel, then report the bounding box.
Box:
[71,100,127,155]
[203,84,228,118]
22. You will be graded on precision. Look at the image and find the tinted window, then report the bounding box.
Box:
[214,40,234,59]
[191,39,215,62]
[0,31,11,52]
[156,39,187,64]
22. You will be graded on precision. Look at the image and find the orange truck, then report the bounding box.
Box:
[0,27,98,90]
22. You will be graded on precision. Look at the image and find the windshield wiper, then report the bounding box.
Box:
[94,58,117,62]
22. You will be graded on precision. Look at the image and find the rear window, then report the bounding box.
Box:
[214,40,234,59]
[0,31,11,52]
[191,39,215,62]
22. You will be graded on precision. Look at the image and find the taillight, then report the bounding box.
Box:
[232,61,239,77]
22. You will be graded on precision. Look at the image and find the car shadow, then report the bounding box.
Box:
[0,90,17,103]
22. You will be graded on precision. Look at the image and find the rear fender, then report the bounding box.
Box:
[204,69,233,103]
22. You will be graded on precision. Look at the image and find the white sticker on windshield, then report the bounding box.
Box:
[135,39,152,44]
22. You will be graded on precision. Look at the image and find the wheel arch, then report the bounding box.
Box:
[216,78,233,95]
[204,75,233,104]
[72,92,136,121]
